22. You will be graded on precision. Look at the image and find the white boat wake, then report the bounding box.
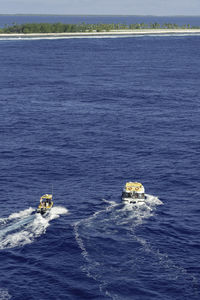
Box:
[74,194,162,299]
[0,288,11,300]
[74,194,199,299]
[0,206,68,250]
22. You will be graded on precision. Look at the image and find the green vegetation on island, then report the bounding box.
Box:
[0,22,200,34]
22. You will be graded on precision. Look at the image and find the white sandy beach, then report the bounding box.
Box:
[0,28,200,38]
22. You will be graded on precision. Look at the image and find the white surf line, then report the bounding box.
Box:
[1,29,200,39]
[1,32,200,41]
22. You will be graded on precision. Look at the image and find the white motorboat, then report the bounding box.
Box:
[122,182,146,204]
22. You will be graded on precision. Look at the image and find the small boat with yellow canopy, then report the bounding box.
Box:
[122,182,146,204]
[37,194,53,215]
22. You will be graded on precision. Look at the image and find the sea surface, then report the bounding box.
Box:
[0,15,200,28]
[0,30,200,300]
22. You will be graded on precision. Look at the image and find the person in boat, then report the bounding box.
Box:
[45,199,52,207]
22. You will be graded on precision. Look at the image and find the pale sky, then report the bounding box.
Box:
[1,0,200,16]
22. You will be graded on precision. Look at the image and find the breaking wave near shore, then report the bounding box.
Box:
[0,206,68,250]
[1,31,200,42]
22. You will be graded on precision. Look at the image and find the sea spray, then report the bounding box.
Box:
[0,206,68,249]
[73,195,161,299]
[0,289,11,300]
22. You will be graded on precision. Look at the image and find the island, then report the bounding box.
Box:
[0,22,200,38]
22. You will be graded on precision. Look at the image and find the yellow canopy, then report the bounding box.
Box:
[40,194,52,201]
[125,182,143,192]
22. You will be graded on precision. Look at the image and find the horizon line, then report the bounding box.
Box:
[0,14,200,17]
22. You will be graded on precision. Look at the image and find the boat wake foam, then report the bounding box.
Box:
[0,206,68,250]
[74,195,200,299]
[74,199,120,299]
[74,195,162,299]
[0,289,11,300]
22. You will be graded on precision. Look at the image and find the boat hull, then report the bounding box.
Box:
[36,208,51,215]
[122,195,146,204]
[37,202,53,215]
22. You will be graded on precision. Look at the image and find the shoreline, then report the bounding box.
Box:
[1,29,200,38]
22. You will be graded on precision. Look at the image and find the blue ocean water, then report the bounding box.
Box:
[0,33,200,300]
